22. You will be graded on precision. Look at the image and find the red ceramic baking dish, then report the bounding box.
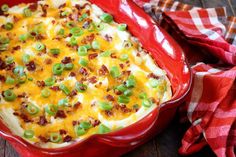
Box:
[0,0,192,156]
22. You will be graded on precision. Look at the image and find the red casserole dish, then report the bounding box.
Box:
[0,0,192,156]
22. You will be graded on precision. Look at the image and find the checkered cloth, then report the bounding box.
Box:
[133,0,236,157]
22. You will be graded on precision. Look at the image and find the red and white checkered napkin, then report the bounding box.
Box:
[133,0,236,156]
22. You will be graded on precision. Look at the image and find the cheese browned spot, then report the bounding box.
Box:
[0,0,172,148]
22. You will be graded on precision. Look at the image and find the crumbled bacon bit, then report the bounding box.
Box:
[104,34,113,42]
[110,53,117,58]
[41,4,48,17]
[28,3,38,12]
[13,112,19,116]
[38,135,49,143]
[150,97,159,105]
[44,58,52,64]
[26,61,36,71]
[36,81,45,88]
[63,135,72,142]
[114,89,122,95]
[122,70,131,76]
[106,94,115,101]
[0,58,6,70]
[75,3,90,10]
[58,3,66,9]
[72,121,78,126]
[55,110,67,119]
[88,76,97,84]
[50,86,60,91]
[61,57,72,64]
[120,104,132,113]
[69,72,76,77]
[98,65,108,75]
[6,62,15,71]
[88,117,101,127]
[82,21,90,29]
[69,89,77,97]
[13,45,21,50]
[81,34,95,44]
[17,92,27,98]
[59,129,67,135]
[73,101,81,109]
[20,114,32,123]
[79,67,88,76]
[147,73,160,80]
[0,75,6,82]
[38,116,48,126]
[105,110,113,116]
[88,53,98,60]
[35,34,45,40]
[30,31,37,37]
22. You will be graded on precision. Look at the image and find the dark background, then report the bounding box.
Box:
[0,0,235,156]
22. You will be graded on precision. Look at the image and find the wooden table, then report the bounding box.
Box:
[0,0,235,157]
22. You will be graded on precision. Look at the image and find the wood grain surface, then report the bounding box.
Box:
[0,0,235,157]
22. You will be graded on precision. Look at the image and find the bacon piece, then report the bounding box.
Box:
[63,135,72,142]
[61,57,72,64]
[104,34,112,42]
[69,72,76,77]
[88,53,98,60]
[26,61,36,71]
[38,135,49,143]
[55,110,67,118]
[50,86,60,91]
[44,58,52,65]
[73,101,81,109]
[20,114,32,123]
[36,81,45,88]
[38,116,48,126]
[147,73,160,79]
[82,21,90,29]
[41,4,48,17]
[98,65,108,75]
[105,110,113,116]
[81,34,95,44]
[0,58,6,70]
[79,67,88,76]
[110,53,117,58]
[13,45,21,50]
[28,3,38,12]
[114,89,122,95]
[72,121,78,126]
[69,89,77,98]
[120,104,132,113]
[59,129,67,135]
[105,94,114,101]
[6,62,15,71]
[0,75,5,82]
[17,92,27,98]
[58,3,66,9]
[119,64,124,69]
[88,76,97,84]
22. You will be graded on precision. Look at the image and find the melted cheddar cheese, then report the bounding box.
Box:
[0,0,172,148]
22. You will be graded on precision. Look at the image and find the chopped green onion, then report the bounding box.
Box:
[45,77,55,86]
[23,8,32,17]
[98,124,111,134]
[96,23,104,31]
[4,22,13,30]
[50,133,62,143]
[87,22,96,32]
[5,56,14,64]
[110,66,120,78]
[59,84,70,95]
[69,36,77,46]
[78,58,88,67]
[50,48,60,55]
[100,50,111,57]
[149,78,159,88]
[0,36,10,44]
[19,34,28,42]
[126,75,136,88]
[100,13,113,23]
[60,11,69,17]
[5,76,15,85]
[75,82,87,92]
[17,73,27,84]
[41,88,51,98]
[116,84,127,92]
[91,40,100,50]
[124,89,132,96]
[133,104,139,110]
[70,27,83,36]
[142,99,152,108]
[120,54,129,61]
[75,125,86,136]
[78,13,88,21]
[45,104,58,116]
[84,44,91,49]
[118,24,127,31]
[118,95,130,104]
[58,98,68,107]
[22,54,30,64]
[3,90,16,102]
[139,92,147,99]
[28,77,33,81]
[26,103,39,115]
[52,63,64,75]
[34,42,45,51]
[78,46,88,56]
[23,130,34,139]
[64,63,74,70]
[99,101,113,110]
[13,66,25,76]
[58,29,65,36]
[1,4,9,12]
[79,122,91,130]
